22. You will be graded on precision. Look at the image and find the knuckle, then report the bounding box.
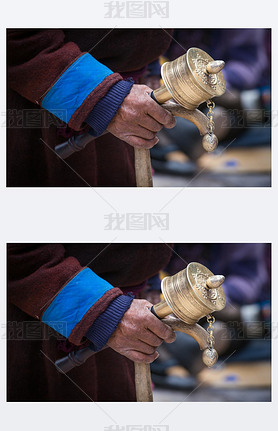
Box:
[121,111,129,122]
[137,84,149,93]
[129,110,138,122]
[142,84,152,92]
[141,299,151,307]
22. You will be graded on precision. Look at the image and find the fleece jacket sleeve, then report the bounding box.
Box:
[7,244,122,345]
[7,29,123,131]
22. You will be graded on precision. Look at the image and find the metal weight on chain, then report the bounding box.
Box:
[202,315,218,367]
[202,100,219,152]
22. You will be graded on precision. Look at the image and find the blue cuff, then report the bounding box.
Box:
[86,78,134,137]
[41,53,113,124]
[41,268,114,338]
[86,293,134,351]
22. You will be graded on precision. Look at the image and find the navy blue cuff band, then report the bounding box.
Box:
[86,293,134,351]
[86,78,134,137]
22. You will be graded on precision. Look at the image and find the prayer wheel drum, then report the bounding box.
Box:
[153,47,226,109]
[153,262,226,325]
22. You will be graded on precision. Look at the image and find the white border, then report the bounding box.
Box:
[1,1,277,429]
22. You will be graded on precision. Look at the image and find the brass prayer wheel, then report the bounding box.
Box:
[153,47,226,110]
[153,262,226,324]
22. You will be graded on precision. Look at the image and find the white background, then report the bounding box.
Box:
[0,1,277,430]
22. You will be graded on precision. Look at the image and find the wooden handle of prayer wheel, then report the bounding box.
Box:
[161,101,208,136]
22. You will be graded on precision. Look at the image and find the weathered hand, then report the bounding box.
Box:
[107,84,176,149]
[107,299,176,363]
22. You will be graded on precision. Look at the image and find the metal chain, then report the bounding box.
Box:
[206,99,216,135]
[206,314,216,350]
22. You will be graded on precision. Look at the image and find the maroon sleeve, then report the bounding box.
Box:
[7,244,122,345]
[7,30,122,130]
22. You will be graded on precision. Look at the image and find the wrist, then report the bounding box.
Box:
[85,78,134,137]
[86,293,134,351]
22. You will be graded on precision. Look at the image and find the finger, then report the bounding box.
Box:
[138,329,164,348]
[127,350,159,364]
[138,115,164,132]
[163,329,177,343]
[126,135,159,149]
[164,117,177,129]
[126,125,157,140]
[129,339,157,355]
[146,315,176,342]
[145,98,176,128]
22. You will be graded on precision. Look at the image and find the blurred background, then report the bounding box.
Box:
[142,243,271,401]
[147,29,271,187]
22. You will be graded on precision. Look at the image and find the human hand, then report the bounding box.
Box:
[107,299,176,363]
[107,84,176,149]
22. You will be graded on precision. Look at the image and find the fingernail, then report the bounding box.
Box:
[155,352,160,360]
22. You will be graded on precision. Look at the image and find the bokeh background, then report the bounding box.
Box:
[141,243,272,401]
[148,29,271,187]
